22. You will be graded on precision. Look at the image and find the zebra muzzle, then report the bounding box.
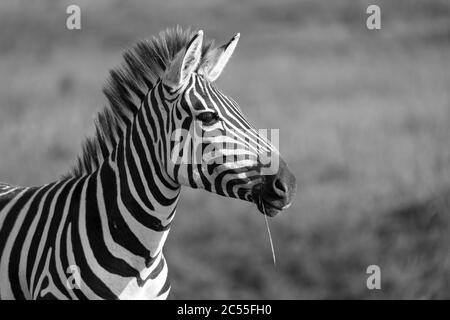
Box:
[253,158,297,217]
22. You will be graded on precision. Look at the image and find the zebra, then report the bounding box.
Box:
[0,27,296,300]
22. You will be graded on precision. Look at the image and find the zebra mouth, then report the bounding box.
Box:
[252,186,282,217]
[259,199,282,217]
[251,178,295,217]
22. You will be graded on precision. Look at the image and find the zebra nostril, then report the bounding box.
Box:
[272,177,287,198]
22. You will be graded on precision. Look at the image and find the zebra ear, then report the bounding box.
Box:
[199,33,240,82]
[165,30,204,88]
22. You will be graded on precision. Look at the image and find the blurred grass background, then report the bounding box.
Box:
[0,0,449,299]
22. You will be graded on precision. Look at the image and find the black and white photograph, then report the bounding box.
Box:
[0,0,449,304]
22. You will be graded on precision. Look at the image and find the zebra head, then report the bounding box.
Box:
[160,30,297,217]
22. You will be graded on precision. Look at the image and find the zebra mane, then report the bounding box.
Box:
[66,26,215,178]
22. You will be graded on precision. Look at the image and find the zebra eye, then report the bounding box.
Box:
[196,112,220,126]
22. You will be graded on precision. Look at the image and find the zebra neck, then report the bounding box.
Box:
[95,157,179,267]
[68,161,178,298]
[80,81,181,293]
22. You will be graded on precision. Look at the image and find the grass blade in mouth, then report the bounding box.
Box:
[261,194,277,267]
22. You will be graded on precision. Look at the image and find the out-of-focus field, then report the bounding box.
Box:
[0,0,449,299]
